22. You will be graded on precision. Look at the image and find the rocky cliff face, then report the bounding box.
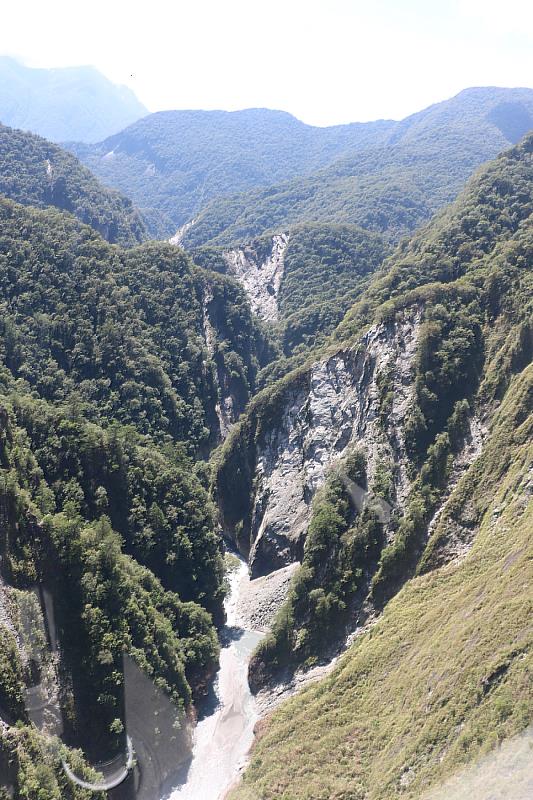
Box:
[222,233,289,321]
[422,413,485,561]
[217,309,423,577]
[194,259,279,445]
[201,283,238,440]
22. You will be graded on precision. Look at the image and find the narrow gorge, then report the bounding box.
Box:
[0,77,531,800]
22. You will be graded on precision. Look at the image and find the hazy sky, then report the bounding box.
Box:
[2,0,532,125]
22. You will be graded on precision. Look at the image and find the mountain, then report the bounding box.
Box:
[192,222,391,373]
[183,87,533,246]
[67,109,395,236]
[0,85,531,798]
[0,56,148,143]
[0,195,271,450]
[0,122,148,246]
[0,191,273,787]
[67,88,533,245]
[216,133,533,799]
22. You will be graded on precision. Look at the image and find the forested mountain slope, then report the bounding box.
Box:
[0,56,147,143]
[192,223,390,376]
[0,196,271,449]
[0,396,221,763]
[184,87,533,246]
[68,108,394,237]
[0,193,273,793]
[0,123,148,246]
[215,134,533,798]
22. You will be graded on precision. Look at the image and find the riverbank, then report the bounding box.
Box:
[166,559,263,800]
[165,555,333,800]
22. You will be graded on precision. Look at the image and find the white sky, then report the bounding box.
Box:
[1,0,532,125]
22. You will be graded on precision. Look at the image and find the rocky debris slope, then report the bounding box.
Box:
[170,219,197,248]
[198,272,270,443]
[223,234,289,321]
[0,580,19,656]
[216,309,422,577]
[234,563,300,633]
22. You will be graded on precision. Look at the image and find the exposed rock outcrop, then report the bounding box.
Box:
[223,233,289,321]
[201,284,235,440]
[169,218,196,247]
[234,563,299,633]
[200,279,261,443]
[217,310,422,577]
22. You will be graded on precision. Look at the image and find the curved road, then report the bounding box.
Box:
[61,736,134,792]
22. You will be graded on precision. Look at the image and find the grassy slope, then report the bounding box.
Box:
[231,367,532,800]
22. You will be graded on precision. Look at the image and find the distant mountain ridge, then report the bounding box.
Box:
[182,87,533,246]
[0,56,148,142]
[383,86,533,146]
[67,87,533,244]
[67,109,395,235]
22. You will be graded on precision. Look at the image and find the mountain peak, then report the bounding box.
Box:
[0,57,148,142]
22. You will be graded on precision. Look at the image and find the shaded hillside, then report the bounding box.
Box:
[0,56,147,143]
[0,195,271,450]
[220,133,533,800]
[67,108,395,236]
[183,87,533,246]
[0,123,148,246]
[0,397,221,762]
[0,192,275,789]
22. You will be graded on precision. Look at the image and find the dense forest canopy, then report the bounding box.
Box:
[0,123,148,246]
[0,196,271,450]
[277,223,390,355]
[68,108,394,237]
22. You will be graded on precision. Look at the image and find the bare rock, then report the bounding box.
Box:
[223,233,289,321]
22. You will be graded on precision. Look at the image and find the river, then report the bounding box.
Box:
[166,558,263,800]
